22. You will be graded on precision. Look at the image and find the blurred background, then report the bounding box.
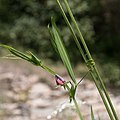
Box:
[0,0,120,86]
[0,0,120,120]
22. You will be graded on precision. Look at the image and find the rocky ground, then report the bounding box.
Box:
[0,60,120,120]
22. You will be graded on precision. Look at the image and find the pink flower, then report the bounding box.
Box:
[55,74,65,86]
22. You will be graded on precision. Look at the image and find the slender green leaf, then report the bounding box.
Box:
[49,17,76,84]
[48,24,59,54]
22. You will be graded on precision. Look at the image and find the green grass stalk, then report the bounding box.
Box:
[65,84,83,120]
[94,66,119,120]
[73,97,84,120]
[56,0,119,119]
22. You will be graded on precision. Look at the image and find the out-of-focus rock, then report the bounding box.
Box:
[28,83,51,99]
[28,98,51,108]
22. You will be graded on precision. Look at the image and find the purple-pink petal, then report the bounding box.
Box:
[55,74,65,85]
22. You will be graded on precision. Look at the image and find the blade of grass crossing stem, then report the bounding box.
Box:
[59,0,118,119]
[91,106,95,120]
[50,17,76,84]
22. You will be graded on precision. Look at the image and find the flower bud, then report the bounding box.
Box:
[55,74,65,86]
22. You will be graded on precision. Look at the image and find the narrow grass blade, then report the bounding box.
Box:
[91,106,95,120]
[48,24,59,54]
[49,17,76,84]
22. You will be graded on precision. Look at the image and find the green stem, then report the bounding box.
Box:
[90,71,115,120]
[56,0,87,62]
[40,65,56,76]
[76,70,90,87]
[65,84,83,120]
[73,97,84,120]
[93,66,119,120]
[61,0,118,119]
[63,0,92,60]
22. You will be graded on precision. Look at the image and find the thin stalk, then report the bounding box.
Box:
[63,0,92,60]
[93,66,119,120]
[56,0,87,62]
[62,0,118,119]
[73,97,84,120]
[41,65,56,76]
[90,71,114,120]
[91,106,95,120]
[76,70,90,87]
[65,84,83,120]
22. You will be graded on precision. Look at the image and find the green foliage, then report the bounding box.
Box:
[0,0,94,60]
[0,0,119,86]
[58,1,119,119]
[87,0,120,61]
[0,0,119,119]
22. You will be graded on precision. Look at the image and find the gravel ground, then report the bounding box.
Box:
[0,60,120,120]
